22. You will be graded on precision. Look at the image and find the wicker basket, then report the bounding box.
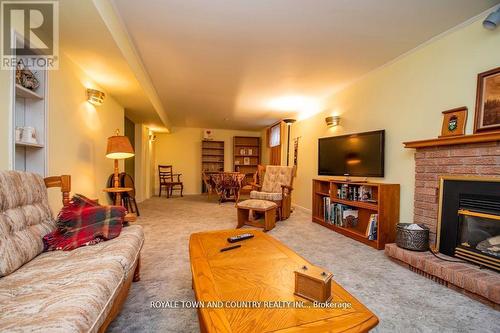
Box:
[396,223,429,251]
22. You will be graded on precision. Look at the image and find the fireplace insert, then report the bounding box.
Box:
[456,209,500,271]
[438,177,500,272]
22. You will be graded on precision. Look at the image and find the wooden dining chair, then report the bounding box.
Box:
[202,171,216,200]
[158,165,184,198]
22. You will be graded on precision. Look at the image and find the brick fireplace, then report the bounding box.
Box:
[385,134,500,307]
[413,141,500,245]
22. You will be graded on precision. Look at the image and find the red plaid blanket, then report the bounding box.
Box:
[43,194,124,251]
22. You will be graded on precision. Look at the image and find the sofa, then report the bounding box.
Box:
[0,170,144,332]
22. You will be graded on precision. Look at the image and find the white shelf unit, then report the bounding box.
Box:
[12,63,48,176]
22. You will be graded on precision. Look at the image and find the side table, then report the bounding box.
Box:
[103,187,137,224]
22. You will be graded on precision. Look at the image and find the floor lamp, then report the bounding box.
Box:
[283,119,296,166]
[105,129,135,205]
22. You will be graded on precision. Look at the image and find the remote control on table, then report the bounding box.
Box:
[227,233,254,243]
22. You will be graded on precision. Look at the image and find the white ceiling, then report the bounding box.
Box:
[112,0,499,130]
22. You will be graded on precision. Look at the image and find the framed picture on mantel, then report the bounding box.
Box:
[474,66,500,133]
[439,107,467,138]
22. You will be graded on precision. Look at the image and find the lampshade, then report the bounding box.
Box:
[106,135,135,159]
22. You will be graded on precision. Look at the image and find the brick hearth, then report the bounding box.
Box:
[385,244,500,307]
[412,141,500,245]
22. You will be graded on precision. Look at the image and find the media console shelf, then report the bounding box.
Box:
[312,179,400,250]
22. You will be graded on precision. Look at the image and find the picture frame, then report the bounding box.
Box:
[243,157,250,165]
[474,67,500,133]
[248,148,253,155]
[439,107,467,138]
[240,148,246,155]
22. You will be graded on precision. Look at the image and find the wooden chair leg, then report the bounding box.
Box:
[159,186,162,197]
[181,184,184,197]
[234,189,240,207]
[132,198,140,216]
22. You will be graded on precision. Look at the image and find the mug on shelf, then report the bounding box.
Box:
[15,127,23,142]
[21,126,37,144]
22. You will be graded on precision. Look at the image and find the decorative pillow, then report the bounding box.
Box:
[43,194,124,251]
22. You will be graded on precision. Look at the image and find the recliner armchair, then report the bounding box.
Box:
[250,165,295,220]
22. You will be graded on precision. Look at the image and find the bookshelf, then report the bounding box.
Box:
[202,140,224,191]
[312,179,400,250]
[233,136,260,192]
[13,65,47,176]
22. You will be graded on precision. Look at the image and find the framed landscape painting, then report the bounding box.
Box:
[474,67,500,133]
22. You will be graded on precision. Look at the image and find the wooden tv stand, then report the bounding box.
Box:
[312,179,400,250]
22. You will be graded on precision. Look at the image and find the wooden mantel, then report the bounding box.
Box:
[403,132,500,149]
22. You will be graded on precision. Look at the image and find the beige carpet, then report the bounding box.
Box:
[108,195,500,332]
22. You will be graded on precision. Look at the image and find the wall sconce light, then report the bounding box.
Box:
[149,134,157,142]
[325,116,340,127]
[86,88,105,106]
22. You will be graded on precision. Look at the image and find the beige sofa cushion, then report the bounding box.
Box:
[0,225,144,333]
[261,165,294,193]
[0,171,56,277]
[250,191,282,201]
[237,199,277,210]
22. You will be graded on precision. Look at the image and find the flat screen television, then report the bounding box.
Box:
[318,130,385,177]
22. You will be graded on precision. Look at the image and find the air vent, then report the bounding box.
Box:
[459,195,500,214]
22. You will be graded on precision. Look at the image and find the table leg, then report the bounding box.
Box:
[237,208,248,228]
[115,192,122,206]
[265,209,276,231]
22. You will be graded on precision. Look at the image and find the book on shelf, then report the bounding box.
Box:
[366,214,378,240]
[342,208,359,227]
[323,202,357,227]
[335,184,375,202]
[323,197,330,222]
[360,185,373,201]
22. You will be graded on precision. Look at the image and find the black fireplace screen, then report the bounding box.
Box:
[458,210,500,259]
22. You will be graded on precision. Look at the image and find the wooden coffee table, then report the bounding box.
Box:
[189,229,378,332]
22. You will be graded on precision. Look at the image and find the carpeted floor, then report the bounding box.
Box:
[108,195,500,333]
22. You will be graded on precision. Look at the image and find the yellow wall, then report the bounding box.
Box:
[46,54,124,212]
[0,70,12,170]
[290,18,500,224]
[134,124,156,202]
[155,127,261,195]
